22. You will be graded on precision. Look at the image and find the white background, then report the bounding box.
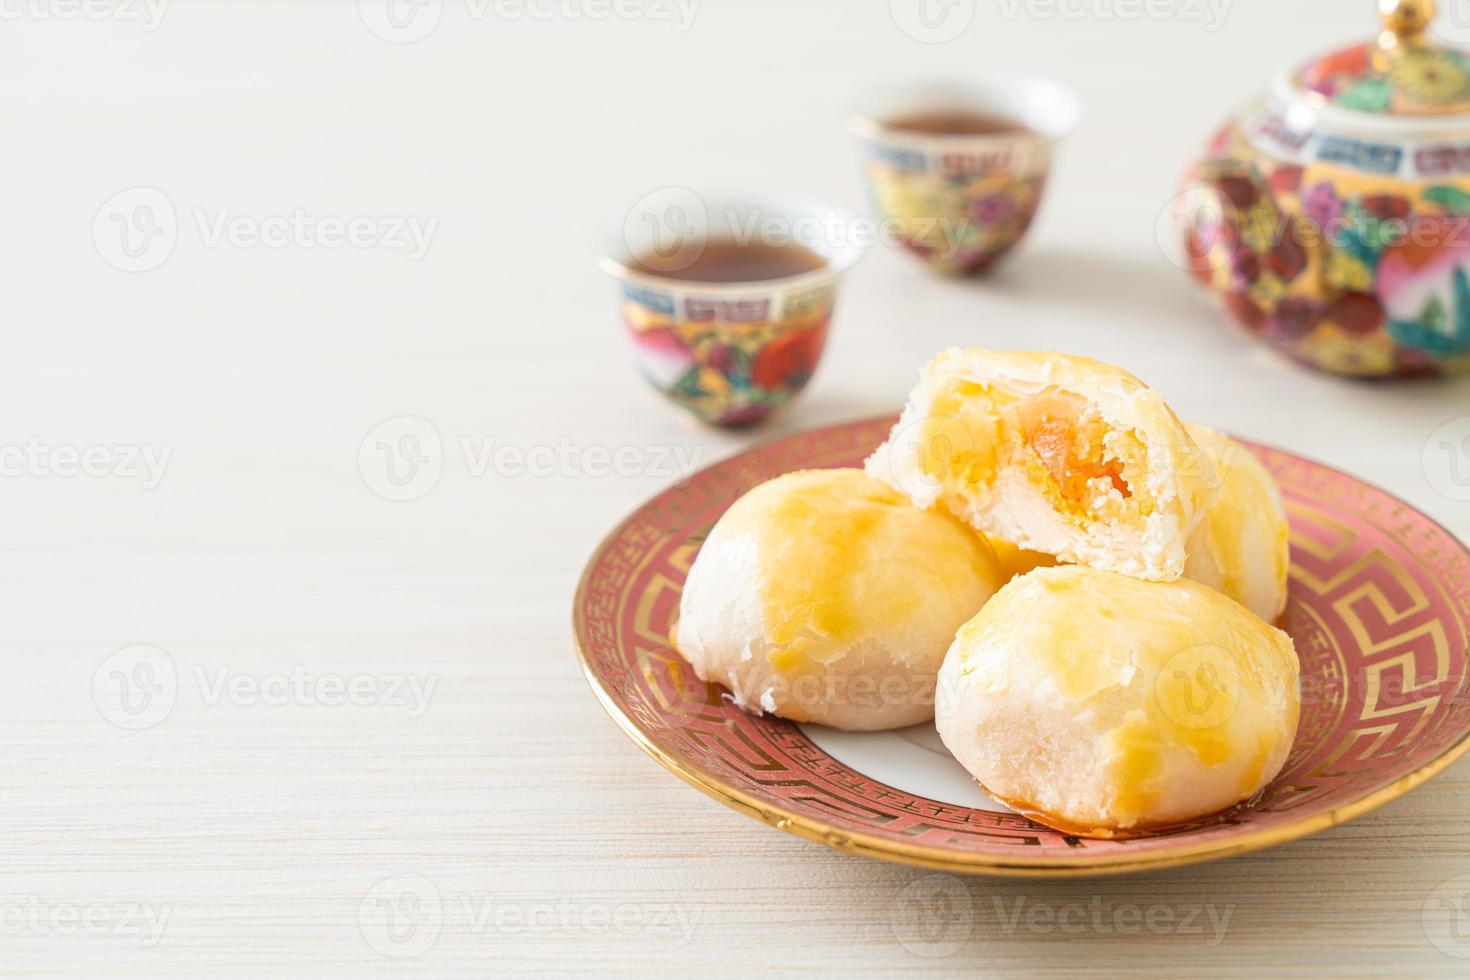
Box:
[3,0,1470,974]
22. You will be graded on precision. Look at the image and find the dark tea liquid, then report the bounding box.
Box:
[884,108,1030,136]
[631,238,828,283]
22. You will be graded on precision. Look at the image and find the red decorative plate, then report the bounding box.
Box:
[573,416,1470,877]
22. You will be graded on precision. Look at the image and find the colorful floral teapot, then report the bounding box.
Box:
[1181,0,1470,377]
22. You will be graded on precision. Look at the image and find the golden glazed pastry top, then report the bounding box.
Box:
[707,469,1000,674]
[952,565,1294,716]
[674,468,1005,730]
[945,565,1300,831]
[1183,424,1292,623]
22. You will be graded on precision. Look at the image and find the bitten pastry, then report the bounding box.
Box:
[937,565,1300,837]
[1182,424,1291,623]
[867,349,1216,581]
[675,469,1004,731]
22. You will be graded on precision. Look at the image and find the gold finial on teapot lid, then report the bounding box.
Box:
[1377,0,1435,58]
[1300,0,1468,115]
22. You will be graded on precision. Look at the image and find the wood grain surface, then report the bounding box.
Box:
[3,1,1469,974]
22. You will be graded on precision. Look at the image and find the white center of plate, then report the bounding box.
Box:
[798,723,1013,813]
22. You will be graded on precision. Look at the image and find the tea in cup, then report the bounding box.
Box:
[601,193,867,428]
[852,77,1082,275]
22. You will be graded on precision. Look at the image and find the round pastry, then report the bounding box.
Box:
[937,565,1300,836]
[675,468,1004,731]
[1183,424,1291,623]
[987,536,1058,581]
[868,349,1217,582]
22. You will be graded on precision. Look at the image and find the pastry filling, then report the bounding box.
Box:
[920,381,1151,527]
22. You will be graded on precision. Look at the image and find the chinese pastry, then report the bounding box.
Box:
[987,536,1057,581]
[936,565,1301,837]
[1182,424,1291,624]
[674,469,1004,731]
[867,349,1216,582]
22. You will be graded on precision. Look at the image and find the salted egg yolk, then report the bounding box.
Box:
[921,382,1147,522]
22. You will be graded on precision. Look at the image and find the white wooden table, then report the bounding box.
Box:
[3,1,1469,974]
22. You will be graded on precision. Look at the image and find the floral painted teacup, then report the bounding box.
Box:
[601,193,867,428]
[852,77,1082,276]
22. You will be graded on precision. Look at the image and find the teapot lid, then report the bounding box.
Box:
[1294,0,1470,116]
